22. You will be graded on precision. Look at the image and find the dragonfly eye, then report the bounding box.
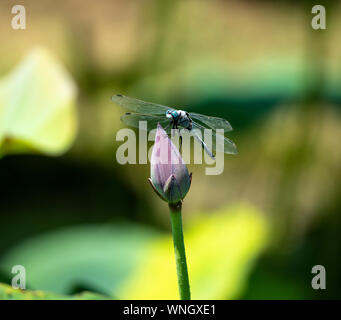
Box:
[171,111,179,119]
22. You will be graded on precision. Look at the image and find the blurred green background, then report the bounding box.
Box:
[0,0,340,299]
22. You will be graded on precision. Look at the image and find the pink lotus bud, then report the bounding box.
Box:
[148,123,192,204]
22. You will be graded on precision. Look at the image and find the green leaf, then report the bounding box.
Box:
[0,224,159,296]
[0,283,109,300]
[0,47,77,157]
[0,204,268,299]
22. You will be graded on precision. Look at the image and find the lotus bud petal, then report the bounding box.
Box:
[149,123,192,204]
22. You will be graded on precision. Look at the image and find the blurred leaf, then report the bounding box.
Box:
[119,204,268,299]
[0,47,77,157]
[0,204,267,300]
[0,225,160,296]
[0,283,109,300]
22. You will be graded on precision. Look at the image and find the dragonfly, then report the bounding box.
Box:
[111,94,238,159]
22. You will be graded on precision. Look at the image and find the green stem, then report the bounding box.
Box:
[168,202,191,300]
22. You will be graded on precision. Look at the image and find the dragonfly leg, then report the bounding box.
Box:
[164,121,172,130]
[174,123,183,152]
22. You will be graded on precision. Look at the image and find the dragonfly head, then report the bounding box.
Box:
[166,110,179,120]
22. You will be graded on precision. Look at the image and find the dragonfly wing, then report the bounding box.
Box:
[190,112,233,132]
[192,122,238,155]
[112,94,173,115]
[121,112,172,133]
[213,131,238,155]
